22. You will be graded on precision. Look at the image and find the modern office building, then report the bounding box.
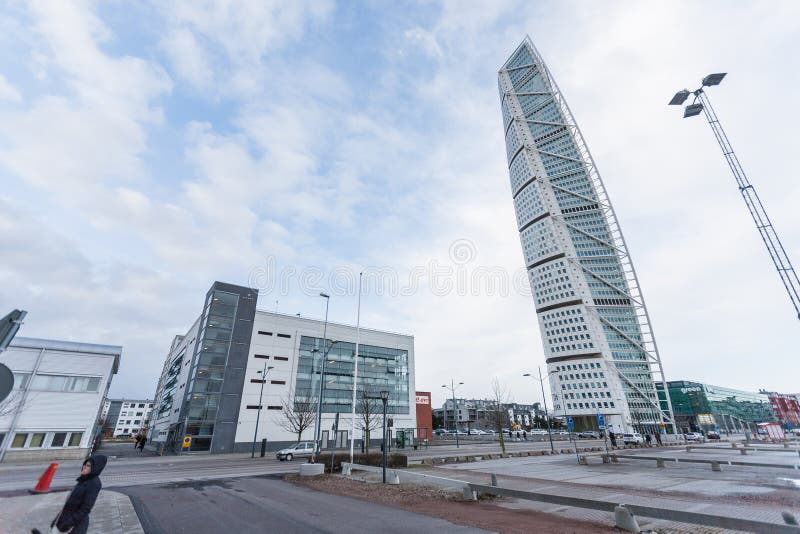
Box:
[0,337,121,462]
[663,381,775,433]
[497,37,675,434]
[101,398,153,437]
[149,281,416,454]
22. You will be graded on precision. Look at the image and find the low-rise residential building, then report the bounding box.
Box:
[149,281,416,454]
[434,399,545,431]
[101,399,153,437]
[0,337,121,462]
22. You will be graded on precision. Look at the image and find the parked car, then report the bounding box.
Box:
[622,433,644,445]
[684,432,705,442]
[706,430,721,440]
[468,429,485,435]
[276,441,315,461]
[484,429,496,435]
[433,428,448,435]
[577,431,601,439]
[531,429,548,435]
[454,429,468,435]
[555,430,570,436]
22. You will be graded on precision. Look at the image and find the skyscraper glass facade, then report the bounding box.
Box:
[498,37,674,432]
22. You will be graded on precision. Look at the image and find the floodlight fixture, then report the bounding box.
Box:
[702,72,726,87]
[668,89,691,106]
[683,103,704,118]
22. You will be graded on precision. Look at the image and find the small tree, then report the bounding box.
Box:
[275,389,318,443]
[486,378,512,454]
[0,390,28,418]
[356,390,382,455]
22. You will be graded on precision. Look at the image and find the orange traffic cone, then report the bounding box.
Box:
[29,463,58,494]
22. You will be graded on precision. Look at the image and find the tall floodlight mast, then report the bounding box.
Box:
[669,74,800,320]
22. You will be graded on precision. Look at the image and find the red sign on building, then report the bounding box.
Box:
[415,391,432,440]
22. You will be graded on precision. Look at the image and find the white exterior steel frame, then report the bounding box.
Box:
[498,37,676,434]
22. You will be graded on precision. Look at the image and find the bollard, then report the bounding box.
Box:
[342,463,352,476]
[731,442,738,448]
[685,445,692,452]
[389,471,400,485]
[491,473,498,487]
[260,438,267,458]
[578,455,588,465]
[740,448,748,455]
[602,454,611,464]
[614,504,641,533]
[783,511,799,526]
[611,455,619,464]
[656,459,665,468]
[462,486,477,501]
[711,461,722,472]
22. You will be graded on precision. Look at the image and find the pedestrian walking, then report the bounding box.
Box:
[134,434,140,449]
[645,433,652,446]
[654,431,662,446]
[137,435,146,454]
[609,431,617,448]
[522,430,527,441]
[32,455,107,534]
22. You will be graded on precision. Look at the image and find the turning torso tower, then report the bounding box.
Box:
[498,37,675,434]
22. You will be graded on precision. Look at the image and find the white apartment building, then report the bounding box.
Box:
[0,337,121,462]
[102,399,154,437]
[149,282,416,454]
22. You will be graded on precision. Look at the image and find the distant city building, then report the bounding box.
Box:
[661,381,775,433]
[149,281,416,454]
[761,391,800,427]
[101,399,153,437]
[0,337,120,462]
[434,398,544,430]
[498,37,675,435]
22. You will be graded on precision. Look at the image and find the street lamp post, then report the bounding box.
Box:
[441,380,464,448]
[251,364,274,458]
[379,390,389,483]
[523,367,555,454]
[312,292,331,463]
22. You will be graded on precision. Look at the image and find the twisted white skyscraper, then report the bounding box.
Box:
[498,37,676,434]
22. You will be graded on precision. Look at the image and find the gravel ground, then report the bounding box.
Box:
[285,474,617,534]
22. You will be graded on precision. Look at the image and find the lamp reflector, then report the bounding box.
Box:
[668,89,690,106]
[702,73,726,87]
[683,103,704,118]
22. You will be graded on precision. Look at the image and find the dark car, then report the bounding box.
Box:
[706,430,721,440]
[577,430,600,439]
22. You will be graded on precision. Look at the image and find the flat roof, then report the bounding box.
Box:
[254,309,413,339]
[10,336,122,373]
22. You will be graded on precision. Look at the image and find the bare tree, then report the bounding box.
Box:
[274,389,318,443]
[486,378,512,454]
[0,390,28,418]
[356,390,382,455]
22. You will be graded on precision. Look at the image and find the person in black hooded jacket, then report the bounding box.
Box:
[50,455,107,534]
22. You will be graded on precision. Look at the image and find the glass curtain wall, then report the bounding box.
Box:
[182,290,239,451]
[296,336,409,415]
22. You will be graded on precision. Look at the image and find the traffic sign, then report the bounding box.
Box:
[596,413,605,429]
[182,436,192,449]
[567,417,574,431]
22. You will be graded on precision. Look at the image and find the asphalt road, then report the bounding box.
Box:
[0,443,296,494]
[119,475,489,534]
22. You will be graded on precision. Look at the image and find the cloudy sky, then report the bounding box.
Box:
[1,1,798,407]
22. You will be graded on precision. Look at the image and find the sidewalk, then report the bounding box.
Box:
[0,489,144,534]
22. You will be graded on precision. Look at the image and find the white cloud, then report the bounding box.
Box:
[161,27,214,89]
[0,73,21,102]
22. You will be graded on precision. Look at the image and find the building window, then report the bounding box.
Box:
[277,333,291,339]
[270,380,286,385]
[254,354,270,359]
[30,375,101,393]
[258,331,273,336]
[246,405,262,409]
[12,433,28,447]
[68,433,83,446]
[267,406,282,410]
[29,433,46,448]
[273,356,289,362]
[12,373,31,389]
[250,379,266,384]
[51,433,67,447]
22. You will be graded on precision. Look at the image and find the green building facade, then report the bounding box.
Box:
[661,381,775,432]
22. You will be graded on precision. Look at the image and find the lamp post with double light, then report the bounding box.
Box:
[312,292,334,463]
[251,364,274,458]
[523,367,556,454]
[441,380,464,448]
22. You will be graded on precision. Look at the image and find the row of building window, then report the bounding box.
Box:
[257,331,292,339]
[12,373,102,393]
[4,431,84,449]
[567,401,614,410]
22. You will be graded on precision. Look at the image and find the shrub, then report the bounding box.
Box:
[320,451,408,473]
